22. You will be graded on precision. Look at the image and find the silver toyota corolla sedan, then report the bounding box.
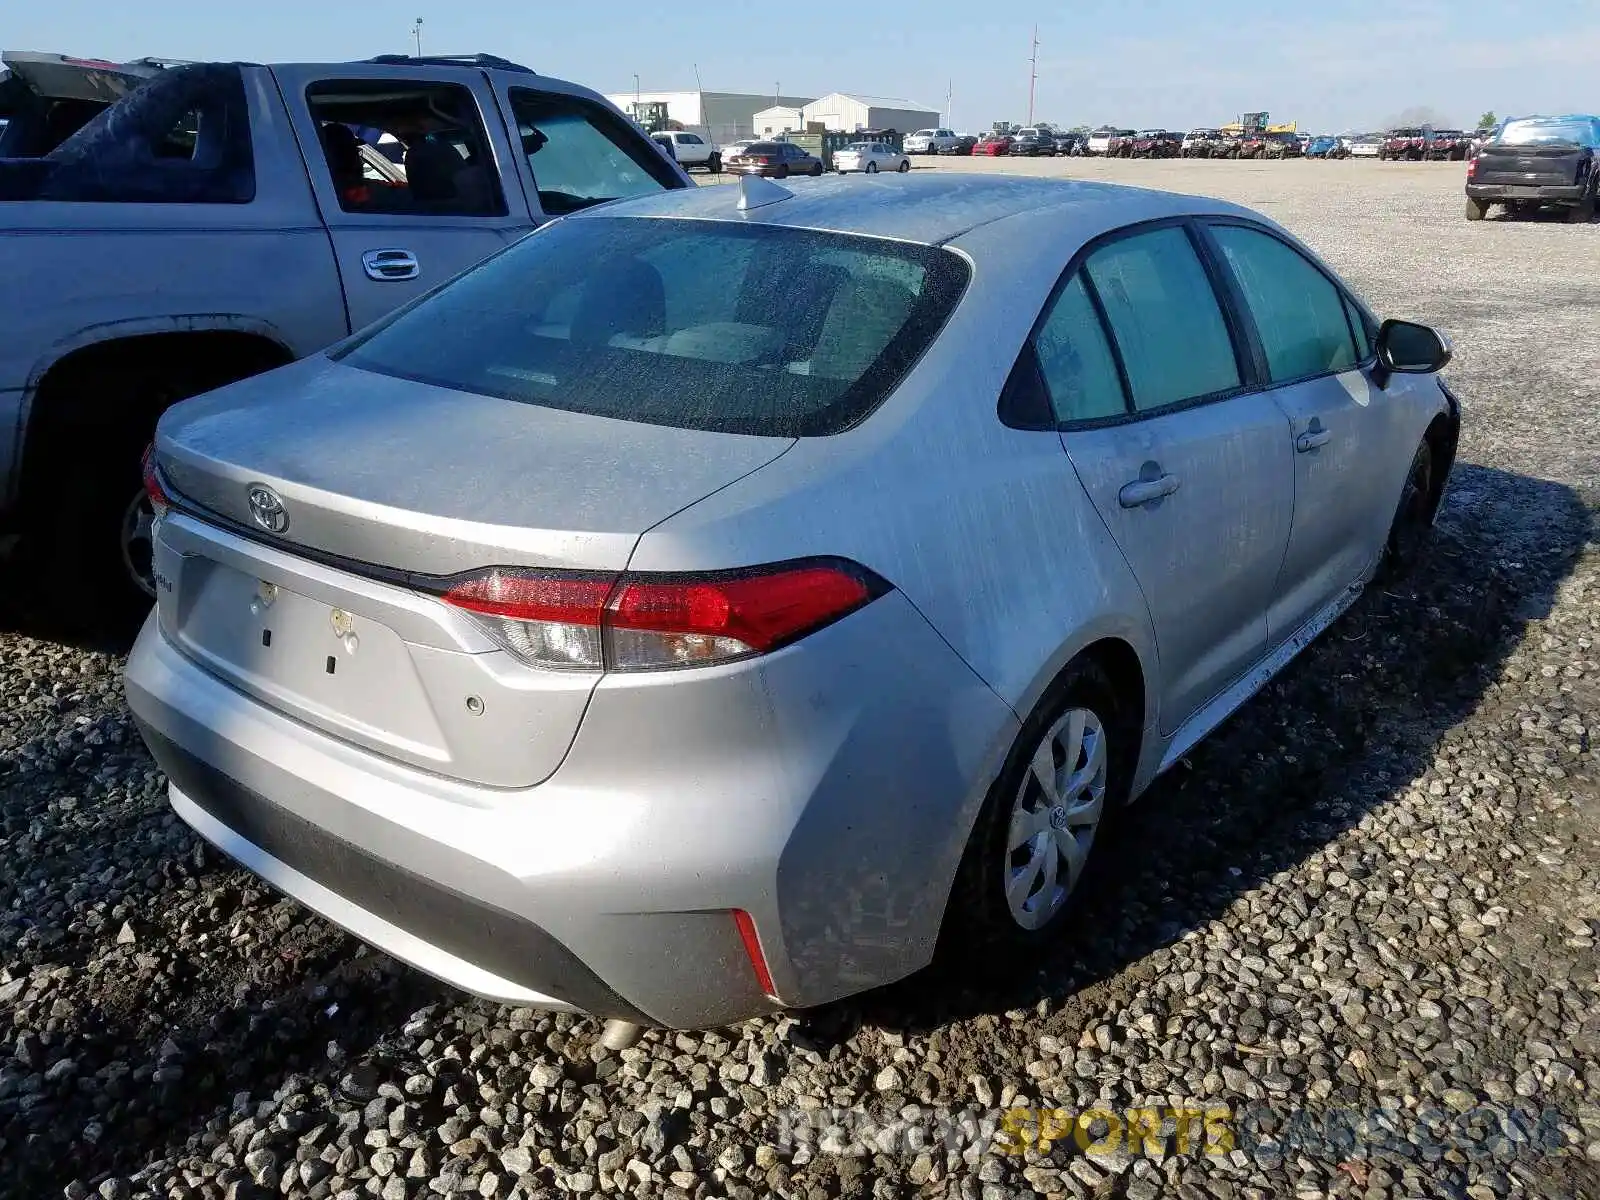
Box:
[126,173,1460,1032]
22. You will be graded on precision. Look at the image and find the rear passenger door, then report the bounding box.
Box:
[1034,222,1295,733]
[1202,221,1414,643]
[272,63,533,332]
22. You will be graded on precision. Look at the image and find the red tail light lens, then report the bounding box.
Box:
[141,444,170,515]
[440,559,886,672]
[1466,157,1477,178]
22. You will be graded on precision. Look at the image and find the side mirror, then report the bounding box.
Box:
[1375,318,1452,379]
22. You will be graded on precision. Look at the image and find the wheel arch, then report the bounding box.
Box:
[16,324,297,505]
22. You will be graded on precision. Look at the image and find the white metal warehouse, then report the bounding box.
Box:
[800,93,942,135]
[603,90,815,146]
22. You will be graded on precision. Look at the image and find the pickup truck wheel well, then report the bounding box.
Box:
[21,331,294,491]
[13,331,294,630]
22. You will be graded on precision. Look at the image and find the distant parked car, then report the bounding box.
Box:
[1380,126,1431,161]
[1465,114,1599,222]
[1085,126,1120,156]
[1011,127,1056,156]
[1053,131,1087,156]
[654,130,723,172]
[939,134,979,156]
[904,128,960,154]
[1262,131,1303,159]
[128,172,1460,1035]
[724,140,823,178]
[832,141,910,174]
[1237,132,1267,159]
[1346,133,1383,159]
[1426,130,1469,161]
[1105,129,1139,158]
[1305,135,1344,159]
[1131,130,1180,159]
[1181,129,1223,158]
[973,133,1012,156]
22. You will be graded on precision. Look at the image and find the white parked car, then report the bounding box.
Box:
[832,142,908,175]
[1346,134,1383,158]
[653,130,722,173]
[832,141,911,174]
[904,128,960,154]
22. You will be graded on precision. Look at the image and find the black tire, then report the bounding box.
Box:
[1464,196,1488,221]
[1566,194,1596,223]
[1380,439,1436,580]
[706,153,721,174]
[897,158,910,173]
[939,659,1132,959]
[865,161,879,174]
[809,161,822,177]
[776,164,790,179]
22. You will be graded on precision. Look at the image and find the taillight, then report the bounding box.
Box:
[439,558,886,672]
[141,444,170,515]
[1466,157,1477,178]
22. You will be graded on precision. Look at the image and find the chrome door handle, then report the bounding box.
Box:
[1295,428,1333,453]
[361,249,420,281]
[1117,473,1181,508]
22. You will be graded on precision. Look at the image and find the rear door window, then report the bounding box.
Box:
[306,79,506,217]
[338,216,971,437]
[1033,276,1128,423]
[507,88,682,214]
[1083,226,1241,412]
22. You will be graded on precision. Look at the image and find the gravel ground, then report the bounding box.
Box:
[3,160,1597,1200]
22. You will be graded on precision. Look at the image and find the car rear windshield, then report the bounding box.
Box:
[337,217,971,437]
[1496,118,1597,147]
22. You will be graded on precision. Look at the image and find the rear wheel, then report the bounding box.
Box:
[941,661,1127,957]
[1566,194,1596,223]
[1464,196,1488,220]
[706,153,721,174]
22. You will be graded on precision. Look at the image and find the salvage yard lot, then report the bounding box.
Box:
[2,160,1598,1200]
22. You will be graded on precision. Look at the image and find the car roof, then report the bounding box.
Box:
[573,173,1258,247]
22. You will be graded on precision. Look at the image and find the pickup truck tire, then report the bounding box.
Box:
[1566,195,1596,224]
[706,153,721,174]
[1464,197,1488,221]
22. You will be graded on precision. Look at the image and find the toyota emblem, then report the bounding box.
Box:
[247,484,289,534]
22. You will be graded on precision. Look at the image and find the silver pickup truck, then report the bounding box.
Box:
[0,51,689,627]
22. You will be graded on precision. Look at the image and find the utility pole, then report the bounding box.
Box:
[945,79,952,128]
[412,17,423,56]
[1027,25,1039,125]
[634,72,641,119]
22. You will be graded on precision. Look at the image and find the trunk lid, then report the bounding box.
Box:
[156,355,795,576]
[152,355,794,788]
[1474,142,1587,187]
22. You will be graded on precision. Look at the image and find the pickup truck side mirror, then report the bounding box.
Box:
[1374,318,1452,384]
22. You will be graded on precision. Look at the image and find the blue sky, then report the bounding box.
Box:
[7,0,1596,132]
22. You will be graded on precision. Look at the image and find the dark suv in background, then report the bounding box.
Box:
[1466,114,1599,222]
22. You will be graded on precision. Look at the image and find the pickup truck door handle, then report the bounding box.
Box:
[1117,472,1181,508]
[1296,427,1333,453]
[361,249,420,282]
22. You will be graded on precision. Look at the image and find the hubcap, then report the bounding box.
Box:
[1004,707,1108,931]
[120,489,157,598]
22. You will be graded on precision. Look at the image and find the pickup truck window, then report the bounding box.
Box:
[0,63,254,204]
[507,88,681,215]
[305,80,507,217]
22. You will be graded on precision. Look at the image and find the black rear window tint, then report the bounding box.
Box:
[337,217,970,437]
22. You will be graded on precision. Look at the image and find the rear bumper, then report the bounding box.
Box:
[1466,182,1585,202]
[125,584,1016,1028]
